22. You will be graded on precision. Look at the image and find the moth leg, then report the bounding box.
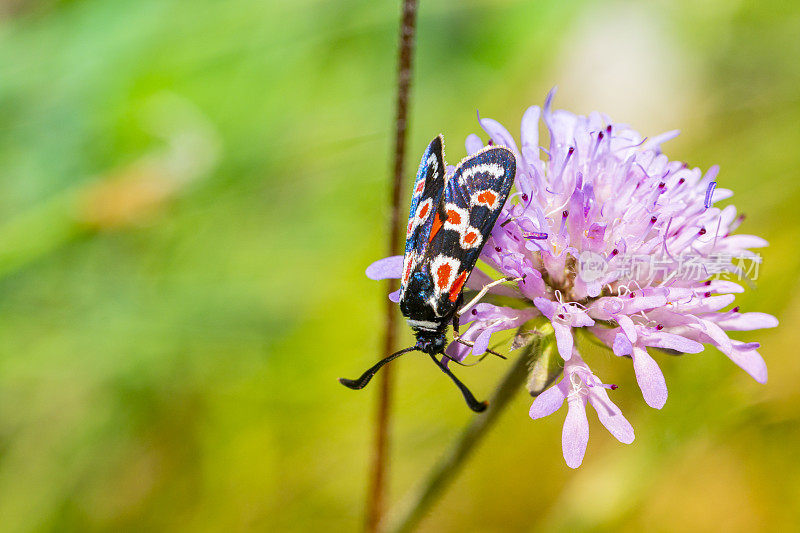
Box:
[457,276,524,316]
[452,293,463,333]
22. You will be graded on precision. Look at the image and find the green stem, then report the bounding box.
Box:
[384,337,541,533]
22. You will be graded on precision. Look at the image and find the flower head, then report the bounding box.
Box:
[367,90,778,467]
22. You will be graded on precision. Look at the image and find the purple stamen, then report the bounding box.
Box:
[704,181,717,208]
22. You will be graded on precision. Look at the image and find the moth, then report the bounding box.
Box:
[340,135,516,411]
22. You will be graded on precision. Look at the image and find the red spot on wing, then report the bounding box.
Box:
[447,209,461,225]
[402,255,414,283]
[415,180,425,194]
[464,231,478,244]
[448,270,468,302]
[418,203,430,219]
[477,190,497,207]
[429,212,443,243]
[435,263,452,290]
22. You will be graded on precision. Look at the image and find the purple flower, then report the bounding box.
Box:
[366,90,778,467]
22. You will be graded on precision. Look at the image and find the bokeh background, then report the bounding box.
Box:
[0,0,798,531]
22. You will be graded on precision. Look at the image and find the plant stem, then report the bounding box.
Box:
[384,339,540,533]
[366,1,419,532]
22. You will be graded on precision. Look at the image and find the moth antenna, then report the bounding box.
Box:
[428,353,488,412]
[339,346,418,390]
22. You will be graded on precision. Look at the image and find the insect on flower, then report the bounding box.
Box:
[339,135,516,412]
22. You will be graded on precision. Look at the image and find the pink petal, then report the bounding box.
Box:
[644,332,704,353]
[613,331,633,356]
[472,326,496,356]
[726,341,768,384]
[533,297,558,319]
[388,289,401,303]
[631,347,668,409]
[366,256,403,280]
[529,383,566,419]
[465,268,519,296]
[520,106,541,153]
[703,280,744,294]
[714,312,779,331]
[589,390,635,444]
[445,325,481,362]
[690,318,733,355]
[623,293,668,314]
[553,323,574,361]
[721,234,768,249]
[479,117,520,156]
[641,129,680,150]
[562,396,589,469]
[617,314,637,342]
[465,133,484,155]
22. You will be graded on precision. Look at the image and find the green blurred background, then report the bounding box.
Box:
[0,0,798,531]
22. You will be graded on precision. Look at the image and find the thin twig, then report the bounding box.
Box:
[366,1,419,532]
[384,337,541,533]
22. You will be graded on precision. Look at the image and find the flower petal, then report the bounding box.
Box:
[465,133,484,155]
[631,346,668,409]
[444,325,481,362]
[562,396,589,469]
[714,312,779,331]
[472,326,497,356]
[366,256,403,280]
[643,332,704,353]
[529,383,566,419]
[589,389,635,444]
[533,297,558,319]
[617,314,637,342]
[479,117,520,156]
[388,289,401,303]
[725,340,768,384]
[613,331,633,356]
[520,105,541,153]
[553,323,574,361]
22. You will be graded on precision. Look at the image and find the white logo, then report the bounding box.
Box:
[578,251,608,282]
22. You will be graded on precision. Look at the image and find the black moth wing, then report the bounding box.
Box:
[399,135,445,297]
[419,146,516,318]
